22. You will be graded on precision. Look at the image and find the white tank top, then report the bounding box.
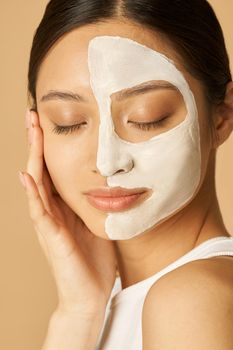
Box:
[96,236,233,350]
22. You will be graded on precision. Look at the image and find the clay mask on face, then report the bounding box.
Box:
[88,36,201,240]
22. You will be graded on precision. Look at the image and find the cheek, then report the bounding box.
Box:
[43,136,90,192]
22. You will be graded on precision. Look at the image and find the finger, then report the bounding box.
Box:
[25,109,33,148]
[22,171,78,260]
[22,171,60,238]
[27,111,57,201]
[27,111,43,178]
[26,108,39,146]
[25,110,53,213]
[21,171,61,265]
[26,111,52,214]
[25,109,31,129]
[43,160,56,198]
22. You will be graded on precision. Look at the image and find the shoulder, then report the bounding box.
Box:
[142,256,233,349]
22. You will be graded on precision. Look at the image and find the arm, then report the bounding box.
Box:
[21,110,117,350]
[42,308,106,350]
[142,259,233,349]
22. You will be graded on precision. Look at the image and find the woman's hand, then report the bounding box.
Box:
[19,109,118,318]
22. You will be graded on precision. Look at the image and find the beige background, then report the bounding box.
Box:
[0,1,232,349]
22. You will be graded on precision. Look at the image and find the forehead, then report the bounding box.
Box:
[36,20,192,100]
[88,35,187,96]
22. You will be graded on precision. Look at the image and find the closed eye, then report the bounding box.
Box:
[52,122,87,135]
[52,115,170,135]
[128,115,170,131]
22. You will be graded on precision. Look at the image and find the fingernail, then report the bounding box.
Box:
[25,109,31,129]
[18,171,26,188]
[31,112,37,126]
[29,121,36,145]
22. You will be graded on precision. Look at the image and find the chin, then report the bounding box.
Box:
[78,211,111,240]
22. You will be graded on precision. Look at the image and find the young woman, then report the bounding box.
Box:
[19,0,233,349]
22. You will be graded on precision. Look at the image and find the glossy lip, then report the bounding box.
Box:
[83,187,150,212]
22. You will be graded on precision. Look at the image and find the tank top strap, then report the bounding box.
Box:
[141,235,233,290]
[110,236,233,308]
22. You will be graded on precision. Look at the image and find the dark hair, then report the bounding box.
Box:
[28,0,232,113]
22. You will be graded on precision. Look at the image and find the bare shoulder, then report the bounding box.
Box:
[142,256,233,349]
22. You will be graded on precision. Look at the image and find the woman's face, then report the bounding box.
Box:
[36,20,212,240]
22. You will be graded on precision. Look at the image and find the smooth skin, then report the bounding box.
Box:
[19,18,233,349]
[21,110,116,349]
[142,256,233,349]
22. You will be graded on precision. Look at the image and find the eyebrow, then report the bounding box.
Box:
[40,81,178,104]
[40,90,88,103]
[113,81,178,101]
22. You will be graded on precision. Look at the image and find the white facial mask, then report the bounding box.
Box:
[87,36,201,240]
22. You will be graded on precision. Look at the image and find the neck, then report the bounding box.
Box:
[114,161,230,289]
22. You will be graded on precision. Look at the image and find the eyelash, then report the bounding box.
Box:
[129,115,169,131]
[52,115,169,135]
[52,122,87,135]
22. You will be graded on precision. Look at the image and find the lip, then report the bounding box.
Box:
[84,187,149,212]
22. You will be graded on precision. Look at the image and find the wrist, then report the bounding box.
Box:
[54,304,106,322]
[42,308,106,350]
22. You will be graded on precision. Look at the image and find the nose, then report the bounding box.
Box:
[96,130,134,177]
[97,152,134,177]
